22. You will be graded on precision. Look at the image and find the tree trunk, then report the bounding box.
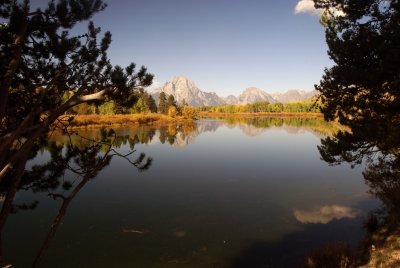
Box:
[0,152,29,265]
[0,86,111,183]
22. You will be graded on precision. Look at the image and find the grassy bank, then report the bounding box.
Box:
[65,114,194,128]
[359,226,400,267]
[61,112,325,129]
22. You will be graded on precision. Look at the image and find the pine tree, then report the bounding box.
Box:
[147,95,157,113]
[158,92,167,114]
[313,0,400,125]
[0,0,153,183]
[167,94,177,109]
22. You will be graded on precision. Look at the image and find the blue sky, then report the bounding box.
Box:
[31,0,330,95]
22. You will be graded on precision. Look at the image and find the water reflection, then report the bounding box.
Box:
[217,116,346,136]
[294,205,362,224]
[0,117,382,267]
[47,117,343,151]
[0,128,152,267]
[315,116,400,267]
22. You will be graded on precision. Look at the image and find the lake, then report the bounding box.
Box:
[3,117,379,267]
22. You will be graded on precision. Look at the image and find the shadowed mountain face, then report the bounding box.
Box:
[151,76,318,106]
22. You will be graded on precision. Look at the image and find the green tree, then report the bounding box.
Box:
[313,0,400,125]
[134,95,148,113]
[0,0,153,183]
[147,94,157,113]
[167,94,177,109]
[97,100,116,115]
[133,89,149,113]
[158,92,167,114]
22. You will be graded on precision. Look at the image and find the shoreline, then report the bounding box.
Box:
[61,112,326,129]
[63,114,195,129]
[198,112,323,118]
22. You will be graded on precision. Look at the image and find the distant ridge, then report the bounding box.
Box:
[151,76,225,106]
[151,76,318,107]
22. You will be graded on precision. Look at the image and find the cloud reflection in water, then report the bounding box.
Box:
[294,205,362,224]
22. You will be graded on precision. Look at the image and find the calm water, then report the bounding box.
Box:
[4,117,379,267]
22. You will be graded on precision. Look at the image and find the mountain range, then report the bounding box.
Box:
[151,76,318,106]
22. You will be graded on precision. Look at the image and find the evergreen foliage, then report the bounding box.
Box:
[314,1,400,244]
[0,0,153,183]
[158,92,167,114]
[313,0,400,126]
[167,94,177,108]
[147,94,157,113]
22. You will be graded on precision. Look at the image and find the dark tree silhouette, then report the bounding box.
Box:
[314,0,400,191]
[313,1,400,265]
[0,0,153,184]
[313,0,400,126]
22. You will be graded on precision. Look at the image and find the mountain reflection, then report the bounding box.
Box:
[0,117,365,267]
[218,116,345,136]
[48,117,341,150]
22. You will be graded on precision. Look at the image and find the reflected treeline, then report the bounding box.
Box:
[0,127,152,267]
[219,116,345,136]
[46,118,341,152]
[47,118,343,153]
[0,121,198,266]
[49,127,157,151]
[158,122,198,146]
[49,121,199,149]
[313,116,400,266]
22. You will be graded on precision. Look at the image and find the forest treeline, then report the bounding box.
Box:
[71,90,321,117]
[198,99,321,114]
[68,90,197,118]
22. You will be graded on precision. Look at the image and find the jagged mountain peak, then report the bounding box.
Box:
[242,87,264,93]
[151,76,317,106]
[152,76,225,106]
[166,76,194,86]
[238,87,276,104]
